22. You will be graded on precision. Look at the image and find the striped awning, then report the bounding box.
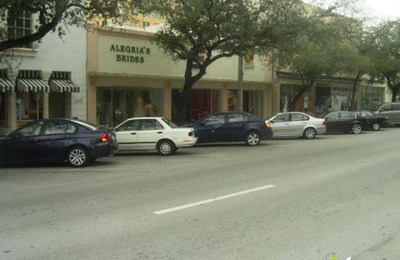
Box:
[49,71,80,93]
[0,69,14,92]
[16,70,49,92]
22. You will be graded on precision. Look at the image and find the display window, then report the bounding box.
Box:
[97,87,164,127]
[17,92,43,121]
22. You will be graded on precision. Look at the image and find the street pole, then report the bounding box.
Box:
[237,54,243,111]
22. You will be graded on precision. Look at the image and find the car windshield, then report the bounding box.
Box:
[370,104,383,111]
[71,119,103,131]
[162,118,179,128]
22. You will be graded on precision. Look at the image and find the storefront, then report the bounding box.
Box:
[277,72,387,116]
[0,69,80,134]
[87,27,274,127]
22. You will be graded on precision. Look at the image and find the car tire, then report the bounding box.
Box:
[351,123,362,134]
[303,127,317,139]
[67,146,89,167]
[157,140,175,156]
[372,122,380,131]
[245,131,261,146]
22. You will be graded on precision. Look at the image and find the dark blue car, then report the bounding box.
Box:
[187,112,273,146]
[0,118,119,167]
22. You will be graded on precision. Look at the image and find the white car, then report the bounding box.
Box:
[267,112,326,139]
[115,117,197,155]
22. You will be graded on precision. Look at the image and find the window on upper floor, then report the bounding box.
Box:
[7,10,33,49]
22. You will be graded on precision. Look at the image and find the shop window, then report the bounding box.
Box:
[7,10,33,49]
[97,87,163,127]
[17,92,43,120]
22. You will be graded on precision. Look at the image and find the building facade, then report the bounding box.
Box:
[0,26,87,134]
[87,27,275,127]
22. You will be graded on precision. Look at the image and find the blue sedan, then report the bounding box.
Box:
[0,118,119,167]
[187,112,273,146]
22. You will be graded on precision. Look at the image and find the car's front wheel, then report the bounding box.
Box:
[157,140,176,156]
[351,123,362,134]
[67,146,89,167]
[245,132,261,146]
[372,122,380,131]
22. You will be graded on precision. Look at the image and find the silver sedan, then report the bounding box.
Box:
[267,112,326,139]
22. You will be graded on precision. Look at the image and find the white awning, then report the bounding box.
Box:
[16,70,49,92]
[49,71,80,93]
[0,77,14,92]
[50,79,80,93]
[0,70,14,92]
[17,78,49,92]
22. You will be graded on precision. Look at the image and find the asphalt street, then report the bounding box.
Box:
[1,128,400,260]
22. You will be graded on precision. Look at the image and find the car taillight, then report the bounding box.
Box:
[323,120,327,127]
[101,133,111,142]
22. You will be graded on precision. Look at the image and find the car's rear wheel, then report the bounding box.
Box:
[351,123,362,134]
[157,140,175,156]
[303,128,317,139]
[245,132,261,146]
[67,146,89,167]
[372,122,380,131]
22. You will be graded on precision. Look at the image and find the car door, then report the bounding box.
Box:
[391,103,400,123]
[290,113,310,136]
[135,119,165,149]
[223,113,249,141]
[270,113,291,137]
[115,119,140,151]
[325,111,342,132]
[37,120,77,161]
[195,113,226,143]
[1,121,44,164]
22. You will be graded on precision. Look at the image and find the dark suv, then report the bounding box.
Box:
[371,103,400,126]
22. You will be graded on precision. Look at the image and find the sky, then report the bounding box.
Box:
[362,0,400,20]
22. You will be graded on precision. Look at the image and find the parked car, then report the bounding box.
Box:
[0,118,118,167]
[115,117,197,155]
[187,111,273,146]
[370,102,400,126]
[267,112,326,139]
[322,111,365,134]
[353,110,389,131]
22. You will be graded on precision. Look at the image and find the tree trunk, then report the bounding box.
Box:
[350,72,362,111]
[289,80,315,112]
[172,59,208,125]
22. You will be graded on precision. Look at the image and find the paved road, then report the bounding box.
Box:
[1,128,400,260]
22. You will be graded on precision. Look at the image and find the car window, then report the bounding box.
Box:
[291,113,309,121]
[141,119,164,130]
[117,120,140,131]
[202,114,225,126]
[15,122,44,137]
[392,104,400,111]
[162,118,178,128]
[341,111,356,119]
[381,104,391,111]
[273,114,290,123]
[44,121,77,135]
[226,113,246,123]
[325,112,339,119]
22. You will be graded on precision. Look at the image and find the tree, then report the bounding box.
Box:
[368,20,400,102]
[269,0,366,112]
[0,0,143,53]
[147,0,311,124]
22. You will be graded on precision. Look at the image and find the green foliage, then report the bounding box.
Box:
[368,20,400,101]
[0,0,144,53]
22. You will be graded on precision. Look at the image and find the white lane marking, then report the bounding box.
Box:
[154,185,275,215]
